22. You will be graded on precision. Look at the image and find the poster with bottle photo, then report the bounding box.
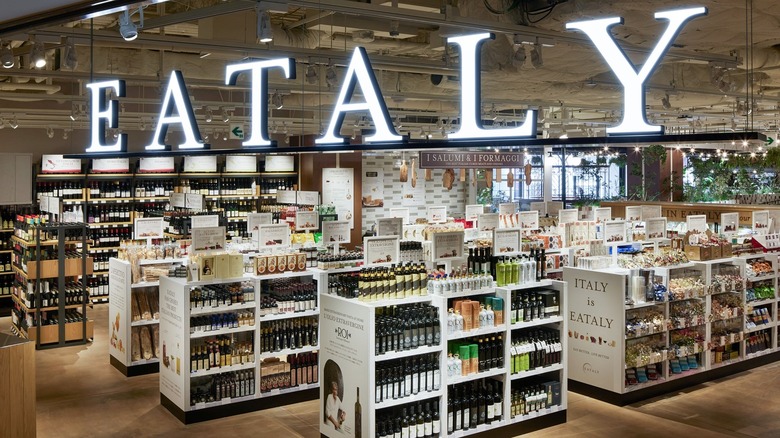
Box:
[753,210,770,234]
[603,220,627,244]
[258,224,290,248]
[364,236,400,266]
[361,167,384,208]
[323,221,351,244]
[493,228,520,254]
[323,168,355,229]
[376,217,403,237]
[319,296,370,438]
[191,226,226,253]
[564,267,625,392]
[646,218,667,240]
[432,231,464,261]
[159,277,186,410]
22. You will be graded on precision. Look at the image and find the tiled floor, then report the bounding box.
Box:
[6,304,780,437]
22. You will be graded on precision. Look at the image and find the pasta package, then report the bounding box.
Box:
[151,325,160,358]
[131,328,142,362]
[140,326,153,360]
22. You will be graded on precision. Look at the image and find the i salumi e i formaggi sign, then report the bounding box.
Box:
[84,7,707,154]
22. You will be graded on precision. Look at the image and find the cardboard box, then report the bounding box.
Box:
[684,244,712,261]
[255,256,267,275]
[266,255,277,274]
[214,254,230,279]
[710,244,722,259]
[721,242,733,258]
[286,254,297,272]
[27,258,94,279]
[276,255,287,273]
[199,255,215,280]
[297,253,307,271]
[229,254,244,278]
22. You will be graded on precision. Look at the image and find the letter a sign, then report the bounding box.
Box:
[567,7,707,135]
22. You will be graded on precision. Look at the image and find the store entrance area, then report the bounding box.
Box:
[7,304,776,437]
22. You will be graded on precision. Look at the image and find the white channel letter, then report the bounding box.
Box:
[146,70,206,150]
[225,58,295,147]
[566,7,707,135]
[316,47,402,144]
[447,33,536,140]
[85,80,126,153]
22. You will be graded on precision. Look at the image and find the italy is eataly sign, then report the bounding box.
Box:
[84,7,707,154]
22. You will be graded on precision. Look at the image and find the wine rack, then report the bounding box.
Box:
[158,269,319,423]
[10,221,93,349]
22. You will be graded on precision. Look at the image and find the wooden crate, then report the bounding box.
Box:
[28,320,94,345]
[27,257,93,279]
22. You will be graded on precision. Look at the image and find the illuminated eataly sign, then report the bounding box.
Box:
[85,6,707,153]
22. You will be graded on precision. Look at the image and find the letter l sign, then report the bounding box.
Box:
[567,7,707,135]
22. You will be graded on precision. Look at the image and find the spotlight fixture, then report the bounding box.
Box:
[389,20,400,37]
[204,107,213,123]
[221,107,231,123]
[9,115,18,129]
[46,127,54,139]
[70,102,79,121]
[30,41,46,68]
[0,42,14,69]
[305,63,318,84]
[62,129,70,140]
[256,9,273,43]
[272,91,283,110]
[512,46,526,68]
[119,10,140,41]
[530,43,543,69]
[62,38,77,69]
[325,61,338,89]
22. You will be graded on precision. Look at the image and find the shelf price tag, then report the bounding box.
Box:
[192,226,227,253]
[322,220,350,244]
[295,211,319,231]
[364,235,401,266]
[388,208,410,224]
[170,193,186,208]
[426,206,447,224]
[603,220,627,244]
[478,213,499,231]
[465,204,484,222]
[646,217,667,241]
[134,217,164,240]
[519,211,539,230]
[499,202,518,215]
[753,210,770,235]
[686,214,708,234]
[625,206,642,222]
[594,207,612,223]
[431,231,464,262]
[258,224,290,248]
[493,228,520,254]
[641,205,662,220]
[558,209,578,225]
[185,193,204,211]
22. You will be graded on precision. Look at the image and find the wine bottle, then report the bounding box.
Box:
[355,387,362,438]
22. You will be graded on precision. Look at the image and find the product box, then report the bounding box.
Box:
[229,254,244,278]
[536,234,563,250]
[199,255,215,280]
[543,380,562,406]
[297,253,307,271]
[266,255,277,274]
[255,256,267,275]
[721,242,733,258]
[214,254,230,279]
[276,254,287,273]
[287,254,297,272]
[492,297,504,325]
[470,301,481,329]
[538,290,560,317]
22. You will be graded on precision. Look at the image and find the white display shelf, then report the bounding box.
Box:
[448,324,506,341]
[354,295,433,308]
[190,302,256,316]
[626,330,666,340]
[254,270,313,281]
[132,281,160,289]
[510,316,564,331]
[449,420,508,438]
[185,275,253,287]
[262,382,319,397]
[375,389,443,410]
[447,367,506,385]
[190,361,256,378]
[509,363,564,381]
[747,274,777,282]
[652,263,696,274]
[507,404,564,425]
[438,287,497,299]
[258,344,319,360]
[745,321,775,333]
[190,324,255,339]
[192,394,255,411]
[310,266,363,275]
[131,319,159,327]
[258,308,319,322]
[746,298,776,307]
[375,344,441,362]
[498,280,553,291]
[625,301,666,310]
[139,258,188,266]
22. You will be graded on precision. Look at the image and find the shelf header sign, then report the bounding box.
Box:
[83,7,707,154]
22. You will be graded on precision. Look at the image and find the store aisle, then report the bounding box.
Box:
[3,304,778,438]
